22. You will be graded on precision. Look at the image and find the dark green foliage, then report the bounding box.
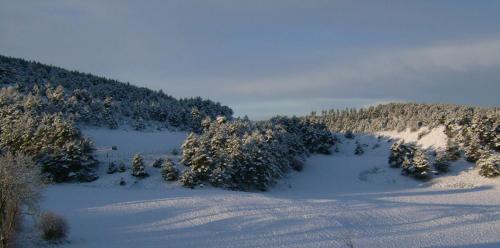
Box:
[161,158,179,181]
[131,153,148,178]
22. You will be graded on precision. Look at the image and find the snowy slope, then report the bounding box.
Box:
[27,128,500,248]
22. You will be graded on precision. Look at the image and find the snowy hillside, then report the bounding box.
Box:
[21,127,500,248]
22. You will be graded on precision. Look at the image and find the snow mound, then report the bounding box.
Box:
[377,126,447,150]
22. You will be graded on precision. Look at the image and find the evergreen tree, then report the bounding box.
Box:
[477,154,500,178]
[161,158,179,181]
[180,170,199,188]
[464,135,482,162]
[410,149,431,179]
[445,139,461,161]
[131,153,148,178]
[434,151,450,173]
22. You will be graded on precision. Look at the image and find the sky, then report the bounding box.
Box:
[1,0,499,119]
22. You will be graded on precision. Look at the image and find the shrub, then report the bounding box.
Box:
[344,130,355,139]
[354,142,364,155]
[0,154,41,247]
[107,162,118,174]
[37,212,69,241]
[152,158,164,168]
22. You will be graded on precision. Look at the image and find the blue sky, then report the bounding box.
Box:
[1,0,499,119]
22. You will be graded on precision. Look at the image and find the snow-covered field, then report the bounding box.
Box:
[28,128,500,248]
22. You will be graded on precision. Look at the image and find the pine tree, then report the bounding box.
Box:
[131,153,148,178]
[445,139,461,161]
[464,134,482,162]
[103,96,118,129]
[389,141,405,168]
[410,149,431,179]
[477,154,500,178]
[180,170,199,188]
[181,133,199,167]
[434,151,450,173]
[161,158,179,181]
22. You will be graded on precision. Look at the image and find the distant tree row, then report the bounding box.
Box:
[179,116,336,191]
[306,103,499,178]
[0,55,233,130]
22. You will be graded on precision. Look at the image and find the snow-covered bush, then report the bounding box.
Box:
[37,211,69,241]
[354,142,364,155]
[161,158,179,181]
[477,154,500,177]
[152,158,164,168]
[131,153,148,178]
[107,162,118,174]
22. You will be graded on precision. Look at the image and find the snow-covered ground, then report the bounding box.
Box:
[27,128,500,248]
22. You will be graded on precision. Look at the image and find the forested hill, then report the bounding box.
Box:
[0,54,233,130]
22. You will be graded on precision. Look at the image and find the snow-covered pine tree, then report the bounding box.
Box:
[180,170,199,188]
[389,141,405,168]
[161,158,179,181]
[410,149,431,179]
[477,154,500,177]
[180,133,199,167]
[434,151,450,173]
[464,134,482,162]
[131,153,148,178]
[445,139,461,161]
[102,96,118,129]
